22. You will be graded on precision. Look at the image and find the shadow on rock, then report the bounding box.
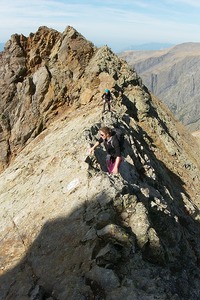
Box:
[1,182,200,300]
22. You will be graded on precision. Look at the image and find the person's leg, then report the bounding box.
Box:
[102,101,106,112]
[106,155,112,173]
[108,101,111,111]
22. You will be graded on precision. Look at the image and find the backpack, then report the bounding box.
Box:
[111,128,125,152]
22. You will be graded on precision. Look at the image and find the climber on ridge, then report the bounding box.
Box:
[89,126,122,174]
[102,89,113,113]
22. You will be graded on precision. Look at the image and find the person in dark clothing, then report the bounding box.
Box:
[102,89,113,112]
[89,126,122,174]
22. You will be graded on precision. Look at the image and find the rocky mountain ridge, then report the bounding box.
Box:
[0,26,200,299]
[119,42,200,132]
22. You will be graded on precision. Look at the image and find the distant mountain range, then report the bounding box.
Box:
[120,42,174,52]
[119,42,200,131]
[0,41,175,53]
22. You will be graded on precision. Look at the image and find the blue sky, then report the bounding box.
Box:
[1,0,200,52]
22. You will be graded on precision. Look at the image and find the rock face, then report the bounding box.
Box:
[119,42,200,132]
[0,26,200,300]
[0,26,97,172]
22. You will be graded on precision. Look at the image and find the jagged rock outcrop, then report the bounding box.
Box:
[0,26,200,300]
[0,26,97,171]
[0,25,142,172]
[119,43,200,132]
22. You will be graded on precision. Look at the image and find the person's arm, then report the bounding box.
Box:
[89,138,103,155]
[89,141,100,155]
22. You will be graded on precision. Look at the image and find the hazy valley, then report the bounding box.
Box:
[120,43,200,132]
